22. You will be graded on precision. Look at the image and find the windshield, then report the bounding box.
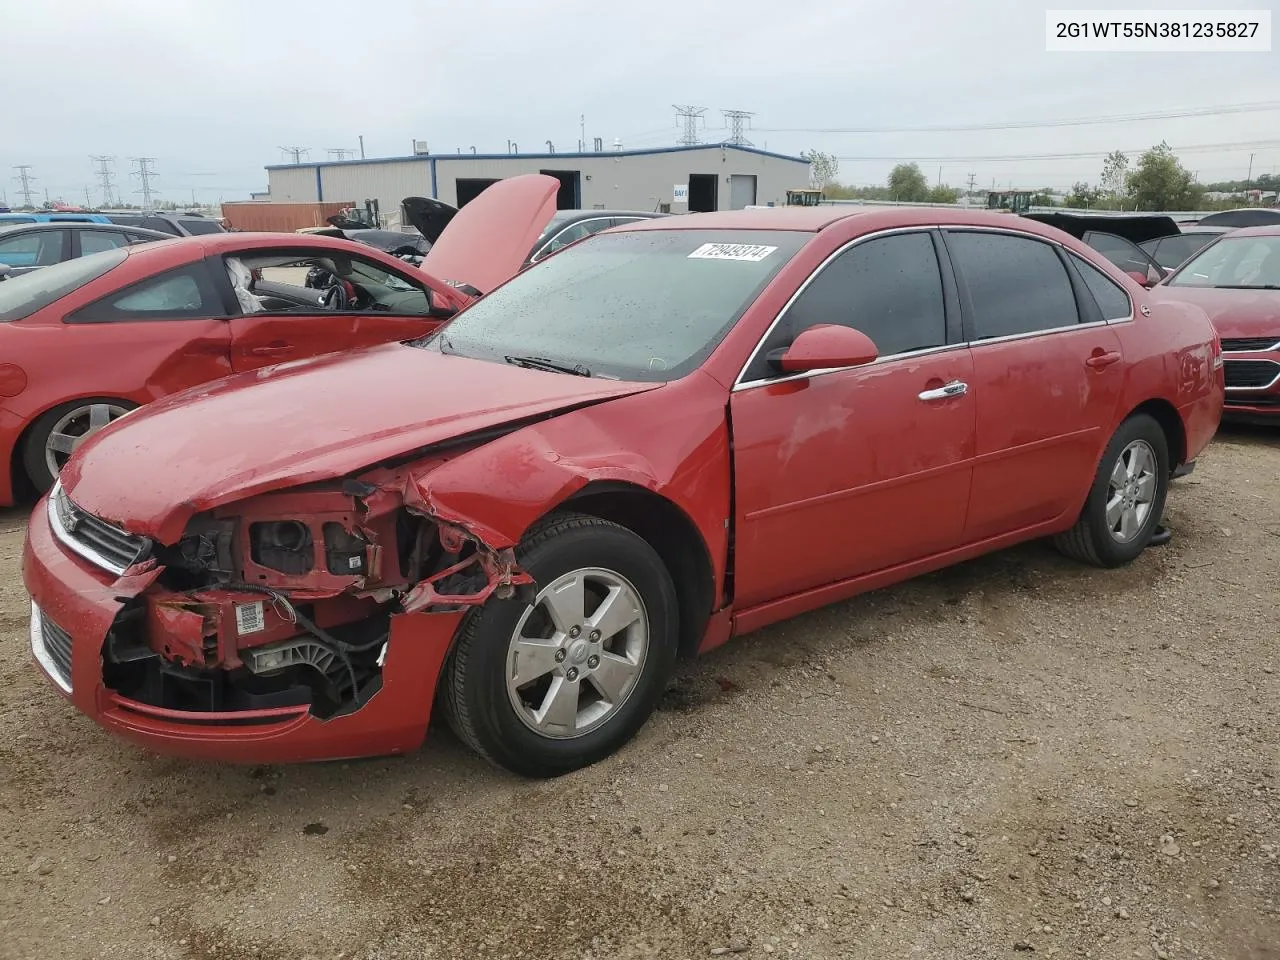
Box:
[1168,235,1280,289]
[421,229,808,382]
[0,247,127,321]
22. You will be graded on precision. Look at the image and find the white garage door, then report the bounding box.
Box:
[729,175,757,210]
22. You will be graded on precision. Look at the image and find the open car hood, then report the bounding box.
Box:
[62,343,658,543]
[1024,212,1181,245]
[420,174,559,296]
[400,196,458,244]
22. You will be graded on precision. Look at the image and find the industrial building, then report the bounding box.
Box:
[259,144,811,226]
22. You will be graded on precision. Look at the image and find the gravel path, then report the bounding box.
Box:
[1,426,1277,960]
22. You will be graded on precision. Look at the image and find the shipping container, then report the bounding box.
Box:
[220,200,354,233]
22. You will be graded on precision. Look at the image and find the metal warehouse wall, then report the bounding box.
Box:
[265,146,809,224]
[267,166,320,202]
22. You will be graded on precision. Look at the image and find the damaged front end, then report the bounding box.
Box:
[87,468,532,725]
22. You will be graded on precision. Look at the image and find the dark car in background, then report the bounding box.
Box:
[528,210,669,263]
[1025,212,1174,285]
[102,212,226,237]
[1140,226,1231,271]
[0,222,172,278]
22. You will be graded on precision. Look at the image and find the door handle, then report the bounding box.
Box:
[248,342,293,357]
[1085,350,1122,369]
[918,380,968,402]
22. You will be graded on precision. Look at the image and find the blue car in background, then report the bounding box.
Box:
[0,212,114,225]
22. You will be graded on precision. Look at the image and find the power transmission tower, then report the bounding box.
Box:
[966,172,977,198]
[278,145,311,164]
[130,157,159,210]
[90,155,118,206]
[721,109,755,146]
[12,165,37,208]
[672,105,706,146]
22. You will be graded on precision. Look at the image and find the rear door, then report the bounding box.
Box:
[730,229,976,606]
[1083,230,1165,283]
[943,229,1126,541]
[225,250,440,372]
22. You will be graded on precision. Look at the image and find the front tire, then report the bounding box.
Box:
[442,512,679,778]
[1054,412,1169,568]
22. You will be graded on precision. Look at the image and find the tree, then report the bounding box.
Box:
[1126,141,1202,211]
[1062,181,1101,209]
[801,149,839,190]
[1031,188,1056,206]
[1100,150,1130,205]
[888,163,929,202]
[927,185,960,204]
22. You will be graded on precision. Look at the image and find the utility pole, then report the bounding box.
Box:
[130,157,159,210]
[580,114,586,152]
[1247,152,1255,195]
[84,186,93,208]
[277,146,310,164]
[672,105,707,146]
[12,165,36,208]
[721,109,755,147]
[937,166,942,188]
[358,135,365,159]
[90,155,118,206]
[966,172,977,200]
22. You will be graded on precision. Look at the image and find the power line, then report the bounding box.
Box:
[831,137,1280,164]
[672,105,706,147]
[278,145,311,164]
[754,100,1280,135]
[722,109,755,147]
[12,165,37,207]
[130,157,159,209]
[90,155,117,206]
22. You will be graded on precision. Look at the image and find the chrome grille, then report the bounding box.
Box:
[48,481,149,575]
[30,601,72,693]
[1223,359,1280,389]
[1220,337,1280,352]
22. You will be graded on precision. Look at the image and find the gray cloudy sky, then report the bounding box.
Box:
[3,0,1277,205]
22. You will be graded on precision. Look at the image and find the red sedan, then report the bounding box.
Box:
[24,199,1224,777]
[0,176,559,504]
[1150,225,1280,421]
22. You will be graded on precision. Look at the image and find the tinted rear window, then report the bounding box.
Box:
[0,248,127,321]
[178,218,225,235]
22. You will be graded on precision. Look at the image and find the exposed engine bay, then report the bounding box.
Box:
[92,464,532,721]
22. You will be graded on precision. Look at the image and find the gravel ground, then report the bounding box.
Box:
[1,426,1278,960]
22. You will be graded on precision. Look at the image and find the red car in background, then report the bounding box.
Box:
[1151,226,1280,421]
[0,176,561,503]
[24,201,1223,777]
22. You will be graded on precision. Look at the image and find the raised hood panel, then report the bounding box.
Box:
[63,344,656,542]
[420,174,559,295]
[1155,287,1280,339]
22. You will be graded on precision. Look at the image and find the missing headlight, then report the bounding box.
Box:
[250,521,314,575]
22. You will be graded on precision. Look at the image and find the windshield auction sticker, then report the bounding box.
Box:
[687,243,779,262]
[1046,9,1271,51]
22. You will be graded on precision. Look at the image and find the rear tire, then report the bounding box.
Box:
[442,512,679,778]
[1054,413,1169,568]
[21,398,136,495]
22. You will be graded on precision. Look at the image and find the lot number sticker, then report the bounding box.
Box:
[687,243,778,262]
[235,601,266,635]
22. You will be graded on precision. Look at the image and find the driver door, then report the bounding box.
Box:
[224,251,441,373]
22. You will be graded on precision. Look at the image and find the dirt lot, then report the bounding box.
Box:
[1,427,1278,960]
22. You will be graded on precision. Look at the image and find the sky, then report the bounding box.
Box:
[2,0,1278,206]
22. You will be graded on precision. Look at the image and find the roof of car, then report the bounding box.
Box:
[616,206,1058,234]
[0,221,172,239]
[1207,224,1280,238]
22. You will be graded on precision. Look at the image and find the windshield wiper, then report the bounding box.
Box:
[504,355,592,377]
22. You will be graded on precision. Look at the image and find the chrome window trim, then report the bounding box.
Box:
[732,224,1133,393]
[1223,357,1280,391]
[529,217,620,262]
[29,600,72,694]
[47,479,130,576]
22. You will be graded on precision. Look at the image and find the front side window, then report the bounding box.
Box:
[947,231,1080,339]
[78,230,132,256]
[425,229,807,382]
[69,263,221,323]
[248,251,433,315]
[745,231,946,382]
[1083,231,1159,276]
[1168,236,1280,289]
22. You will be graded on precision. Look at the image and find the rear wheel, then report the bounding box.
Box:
[442,512,678,778]
[1054,413,1169,568]
[22,398,136,494]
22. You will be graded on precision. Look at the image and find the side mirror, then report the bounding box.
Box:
[1125,270,1155,288]
[769,324,879,374]
[0,263,11,282]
